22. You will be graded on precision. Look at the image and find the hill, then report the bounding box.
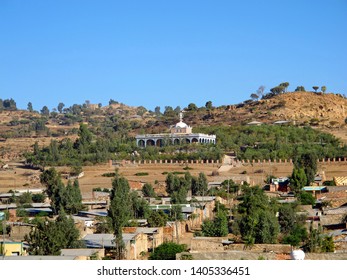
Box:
[0,91,347,159]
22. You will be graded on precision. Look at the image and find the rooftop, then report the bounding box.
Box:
[83,233,137,248]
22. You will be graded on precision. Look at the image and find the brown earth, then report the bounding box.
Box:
[1,160,347,197]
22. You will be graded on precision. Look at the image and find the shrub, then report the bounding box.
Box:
[135,172,149,176]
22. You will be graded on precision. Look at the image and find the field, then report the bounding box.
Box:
[1,160,347,198]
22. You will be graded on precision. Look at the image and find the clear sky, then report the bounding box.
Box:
[1,0,346,111]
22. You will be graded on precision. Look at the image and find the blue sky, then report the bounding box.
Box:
[1,0,346,111]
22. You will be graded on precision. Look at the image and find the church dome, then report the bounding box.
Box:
[175,121,188,128]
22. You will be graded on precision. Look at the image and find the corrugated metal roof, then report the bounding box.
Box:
[83,233,137,248]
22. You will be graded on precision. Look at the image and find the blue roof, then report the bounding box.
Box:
[302,186,327,191]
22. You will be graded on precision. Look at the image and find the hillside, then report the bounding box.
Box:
[0,92,347,159]
[178,92,347,128]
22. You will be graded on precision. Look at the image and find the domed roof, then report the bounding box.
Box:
[175,121,188,128]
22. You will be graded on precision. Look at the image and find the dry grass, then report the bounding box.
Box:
[1,160,347,197]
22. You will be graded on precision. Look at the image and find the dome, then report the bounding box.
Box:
[175,121,188,128]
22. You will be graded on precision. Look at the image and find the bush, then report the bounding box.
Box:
[299,192,316,206]
[102,172,116,177]
[149,242,187,260]
[134,172,149,176]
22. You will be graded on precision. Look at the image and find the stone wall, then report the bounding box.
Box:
[190,237,292,253]
[177,251,347,260]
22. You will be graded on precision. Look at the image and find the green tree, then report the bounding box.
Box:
[147,210,168,227]
[40,168,66,214]
[108,175,131,259]
[3,98,17,110]
[278,204,296,234]
[250,93,259,101]
[129,191,150,219]
[57,102,65,113]
[290,167,307,194]
[234,186,279,244]
[279,82,290,92]
[41,106,50,116]
[295,86,306,92]
[154,106,161,116]
[321,86,326,93]
[294,152,317,185]
[270,86,285,95]
[149,242,187,260]
[191,172,208,196]
[64,179,83,214]
[205,101,213,110]
[202,210,228,237]
[32,193,46,203]
[25,211,82,255]
[27,102,34,112]
[312,86,319,93]
[187,103,198,111]
[17,192,32,205]
[298,192,316,206]
[142,183,156,197]
[169,205,183,221]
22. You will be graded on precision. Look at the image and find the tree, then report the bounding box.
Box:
[41,106,50,116]
[295,152,318,186]
[295,86,306,92]
[40,168,66,214]
[187,103,198,111]
[202,210,228,237]
[234,186,279,244]
[290,167,307,195]
[147,210,168,227]
[278,204,296,234]
[154,106,161,116]
[298,192,315,206]
[256,85,266,98]
[250,93,259,101]
[142,183,156,197]
[27,102,34,112]
[270,86,285,95]
[174,106,181,114]
[129,191,150,219]
[25,211,82,255]
[205,101,213,110]
[109,99,118,105]
[57,102,65,113]
[279,82,290,92]
[64,179,83,214]
[2,98,17,110]
[75,123,93,153]
[163,106,175,117]
[149,242,187,260]
[312,86,319,93]
[108,175,131,259]
[321,86,327,93]
[165,173,180,195]
[191,172,208,196]
[136,106,147,116]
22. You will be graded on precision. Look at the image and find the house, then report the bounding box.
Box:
[268,177,290,192]
[0,240,26,256]
[334,177,347,186]
[61,248,105,260]
[82,233,147,260]
[123,227,164,251]
[302,186,327,197]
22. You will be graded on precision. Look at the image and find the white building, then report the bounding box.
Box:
[136,113,216,147]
